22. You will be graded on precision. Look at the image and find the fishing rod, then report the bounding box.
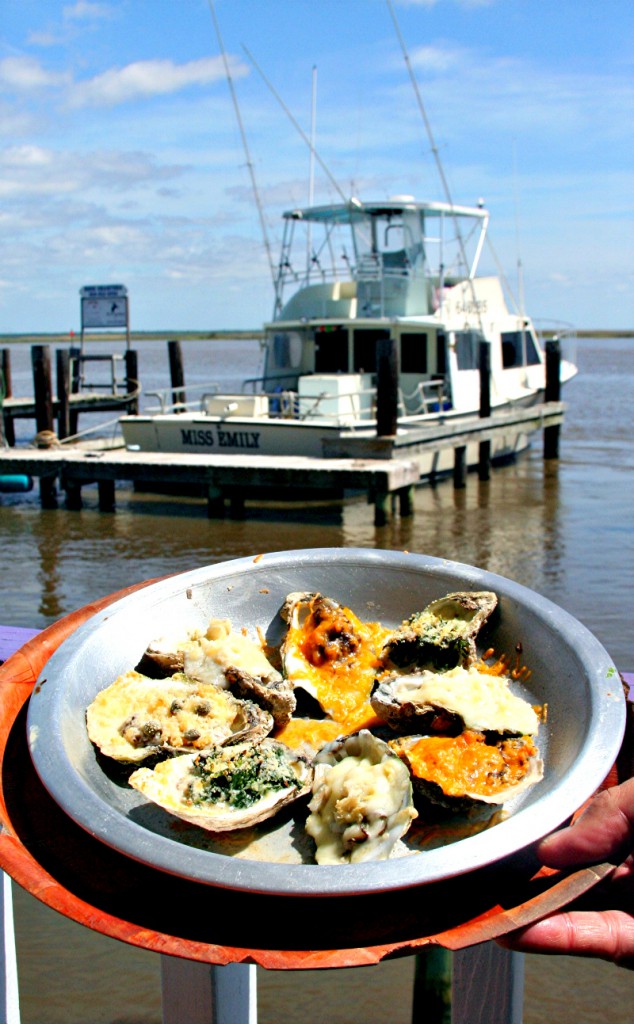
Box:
[207,0,276,286]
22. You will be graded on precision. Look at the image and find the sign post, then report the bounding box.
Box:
[79,285,130,351]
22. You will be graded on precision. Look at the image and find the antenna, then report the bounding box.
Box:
[207,0,276,285]
[386,0,484,332]
[242,44,352,206]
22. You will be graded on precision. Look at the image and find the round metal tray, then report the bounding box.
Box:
[26,548,625,897]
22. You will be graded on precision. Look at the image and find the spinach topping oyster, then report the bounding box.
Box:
[129,739,313,832]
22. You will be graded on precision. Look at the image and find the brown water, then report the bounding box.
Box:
[2,335,633,1021]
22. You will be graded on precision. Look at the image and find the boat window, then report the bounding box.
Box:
[314,326,349,373]
[400,333,428,373]
[272,333,290,369]
[454,330,484,370]
[436,333,447,375]
[352,329,390,373]
[501,330,541,368]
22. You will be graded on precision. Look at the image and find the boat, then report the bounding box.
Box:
[120,194,577,476]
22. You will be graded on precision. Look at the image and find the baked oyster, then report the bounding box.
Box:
[382,591,497,670]
[129,739,313,831]
[305,730,417,864]
[371,664,541,736]
[140,618,295,729]
[279,592,390,730]
[86,670,273,763]
[389,731,543,811]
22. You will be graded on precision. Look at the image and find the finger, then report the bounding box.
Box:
[498,909,634,969]
[538,780,634,867]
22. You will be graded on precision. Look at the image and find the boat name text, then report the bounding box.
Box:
[180,428,261,450]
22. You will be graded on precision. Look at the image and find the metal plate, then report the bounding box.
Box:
[26,548,625,897]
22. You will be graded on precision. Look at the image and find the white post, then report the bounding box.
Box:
[451,944,524,1024]
[161,957,257,1024]
[0,874,20,1024]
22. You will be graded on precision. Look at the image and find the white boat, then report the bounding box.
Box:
[120,196,577,475]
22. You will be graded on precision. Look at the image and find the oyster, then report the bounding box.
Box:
[305,730,417,864]
[383,591,497,670]
[140,618,295,729]
[389,731,543,811]
[86,670,273,763]
[371,664,540,736]
[129,739,313,831]
[279,592,390,731]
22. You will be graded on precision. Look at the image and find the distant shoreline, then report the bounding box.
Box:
[0,328,631,345]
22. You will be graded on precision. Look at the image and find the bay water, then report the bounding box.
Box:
[1,335,632,1022]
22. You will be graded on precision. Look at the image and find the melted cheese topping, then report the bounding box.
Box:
[392,665,539,735]
[391,731,538,799]
[183,620,280,687]
[86,670,263,762]
[283,601,391,729]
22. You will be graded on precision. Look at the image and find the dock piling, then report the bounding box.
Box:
[544,340,561,459]
[478,341,491,481]
[31,345,54,435]
[0,349,15,446]
[167,341,186,412]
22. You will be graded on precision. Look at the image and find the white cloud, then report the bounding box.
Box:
[68,55,248,107]
[63,1,113,21]
[0,55,70,92]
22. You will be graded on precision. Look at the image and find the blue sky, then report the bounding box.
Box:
[1,0,632,333]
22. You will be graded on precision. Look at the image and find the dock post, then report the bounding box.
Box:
[453,446,467,489]
[31,345,55,435]
[56,349,71,441]
[376,337,398,438]
[167,340,186,411]
[207,486,226,518]
[98,480,116,512]
[543,339,561,459]
[478,341,491,480]
[398,484,414,517]
[0,349,15,446]
[39,474,58,509]
[374,490,390,526]
[125,350,140,414]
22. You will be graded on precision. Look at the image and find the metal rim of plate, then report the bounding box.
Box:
[26,548,626,898]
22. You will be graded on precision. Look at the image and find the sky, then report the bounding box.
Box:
[1,0,632,334]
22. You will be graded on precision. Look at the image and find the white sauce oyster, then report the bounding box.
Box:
[305,730,417,864]
[140,618,295,729]
[86,670,273,763]
[371,664,540,736]
[129,739,313,831]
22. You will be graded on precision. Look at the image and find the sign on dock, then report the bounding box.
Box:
[80,285,130,348]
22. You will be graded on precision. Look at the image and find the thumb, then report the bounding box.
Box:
[538,778,634,868]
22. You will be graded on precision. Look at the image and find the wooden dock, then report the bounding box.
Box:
[0,400,564,524]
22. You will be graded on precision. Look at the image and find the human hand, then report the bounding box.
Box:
[498,777,634,968]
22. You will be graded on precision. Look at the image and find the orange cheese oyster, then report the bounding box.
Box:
[85,588,543,863]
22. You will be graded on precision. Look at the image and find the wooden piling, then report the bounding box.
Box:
[0,349,12,446]
[453,445,467,488]
[56,349,71,441]
[167,341,186,411]
[125,350,140,414]
[31,345,54,435]
[376,337,399,438]
[544,339,561,459]
[478,341,491,480]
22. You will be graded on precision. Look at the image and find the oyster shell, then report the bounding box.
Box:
[305,730,417,864]
[139,618,295,729]
[383,591,497,670]
[279,592,390,730]
[86,670,273,763]
[371,664,540,736]
[129,739,313,831]
[389,731,543,810]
